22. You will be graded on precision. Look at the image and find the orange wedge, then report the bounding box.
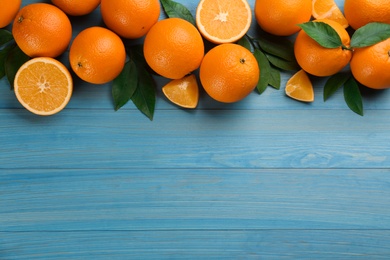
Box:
[195,0,252,44]
[285,70,314,102]
[312,0,349,28]
[162,74,199,109]
[14,57,73,116]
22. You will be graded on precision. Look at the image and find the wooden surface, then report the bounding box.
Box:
[1,0,390,259]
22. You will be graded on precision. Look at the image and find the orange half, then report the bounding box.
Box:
[312,0,349,28]
[162,74,199,109]
[285,70,314,102]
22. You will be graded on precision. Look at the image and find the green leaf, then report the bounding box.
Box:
[256,34,295,61]
[0,29,13,46]
[131,66,156,120]
[268,67,281,90]
[298,21,343,48]
[265,53,300,71]
[112,60,138,111]
[160,0,196,26]
[253,49,270,94]
[5,45,30,89]
[237,35,255,53]
[0,43,15,79]
[324,72,351,101]
[351,22,390,48]
[344,77,363,116]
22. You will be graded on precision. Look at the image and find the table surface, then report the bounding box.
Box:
[2,0,390,259]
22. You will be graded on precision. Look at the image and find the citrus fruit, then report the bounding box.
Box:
[312,0,349,28]
[294,19,352,77]
[101,0,160,39]
[12,3,72,58]
[350,38,390,89]
[69,26,126,84]
[0,0,21,28]
[254,0,312,36]
[195,0,252,44]
[285,69,314,102]
[144,18,204,80]
[162,74,199,109]
[199,43,259,103]
[14,57,73,116]
[344,0,390,30]
[51,0,101,16]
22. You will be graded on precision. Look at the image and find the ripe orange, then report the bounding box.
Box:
[144,18,204,80]
[12,3,72,58]
[69,26,126,84]
[14,57,73,116]
[199,43,259,103]
[344,0,390,30]
[100,0,160,39]
[162,74,199,109]
[195,0,252,44]
[312,0,349,28]
[254,0,312,36]
[294,19,352,77]
[350,38,390,89]
[51,0,101,16]
[285,69,314,102]
[0,0,21,28]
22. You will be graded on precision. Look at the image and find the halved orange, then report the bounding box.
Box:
[162,74,199,109]
[195,0,252,44]
[14,57,73,116]
[285,69,314,102]
[312,0,349,28]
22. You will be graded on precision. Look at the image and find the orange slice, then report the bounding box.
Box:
[14,57,73,116]
[195,0,252,44]
[312,0,349,28]
[162,74,199,108]
[285,70,314,102]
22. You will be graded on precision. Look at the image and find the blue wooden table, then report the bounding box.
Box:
[1,0,390,258]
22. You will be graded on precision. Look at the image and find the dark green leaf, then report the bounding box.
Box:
[5,45,30,89]
[0,43,15,79]
[351,22,390,48]
[256,34,295,61]
[344,77,363,116]
[237,35,255,53]
[324,72,351,101]
[265,53,300,71]
[160,0,196,25]
[112,60,138,111]
[131,67,156,120]
[0,29,13,46]
[268,67,281,90]
[298,21,343,48]
[253,49,270,94]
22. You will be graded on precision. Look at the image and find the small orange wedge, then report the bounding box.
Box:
[162,74,199,109]
[285,70,314,102]
[14,57,73,116]
[312,0,349,28]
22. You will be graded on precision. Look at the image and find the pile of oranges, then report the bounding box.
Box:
[1,0,390,117]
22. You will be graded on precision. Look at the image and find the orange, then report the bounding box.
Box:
[12,3,72,58]
[312,0,349,28]
[162,74,199,109]
[195,0,252,44]
[14,57,73,116]
[254,0,312,36]
[285,69,314,102]
[350,38,390,90]
[69,26,126,84]
[100,0,160,39]
[0,0,21,28]
[144,18,204,80]
[199,43,259,103]
[344,0,390,30]
[51,0,101,16]
[294,19,352,77]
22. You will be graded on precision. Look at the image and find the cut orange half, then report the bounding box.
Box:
[162,74,199,109]
[312,0,349,28]
[14,57,73,116]
[196,0,252,44]
[285,70,314,102]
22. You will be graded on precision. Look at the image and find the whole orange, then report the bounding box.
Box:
[294,19,352,77]
[344,0,390,30]
[350,38,390,89]
[100,0,160,39]
[143,18,204,80]
[0,0,21,28]
[254,0,312,36]
[199,43,260,103]
[69,27,126,84]
[12,3,72,58]
[51,0,101,16]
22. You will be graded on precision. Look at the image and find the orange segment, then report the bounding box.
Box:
[312,0,349,28]
[195,0,252,44]
[14,57,73,116]
[162,74,199,108]
[285,70,314,102]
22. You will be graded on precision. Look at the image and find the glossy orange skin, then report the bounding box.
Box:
[0,0,21,28]
[51,0,101,16]
[344,0,390,30]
